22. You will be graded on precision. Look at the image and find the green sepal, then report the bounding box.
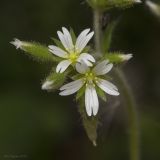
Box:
[96,86,107,102]
[102,21,117,53]
[70,28,77,44]
[71,74,83,80]
[43,71,67,91]
[51,38,66,50]
[21,41,61,62]
[104,52,127,63]
[82,45,91,53]
[76,85,85,100]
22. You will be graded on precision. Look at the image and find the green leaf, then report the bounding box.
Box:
[102,20,118,53]
[78,98,99,146]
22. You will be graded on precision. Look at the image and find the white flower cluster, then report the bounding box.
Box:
[11,27,122,117]
[48,27,119,116]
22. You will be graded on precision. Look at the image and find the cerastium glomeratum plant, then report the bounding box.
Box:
[11,0,142,160]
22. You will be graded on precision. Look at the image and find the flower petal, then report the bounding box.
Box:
[60,79,84,90]
[56,60,71,73]
[75,62,89,74]
[57,31,70,51]
[85,85,99,116]
[75,29,94,52]
[62,27,74,51]
[90,86,99,116]
[59,79,84,96]
[77,53,95,67]
[85,86,92,116]
[49,45,68,58]
[96,79,119,96]
[77,32,94,53]
[75,29,90,50]
[93,60,113,75]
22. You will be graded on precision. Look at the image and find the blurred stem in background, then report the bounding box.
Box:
[93,9,102,57]
[93,8,140,160]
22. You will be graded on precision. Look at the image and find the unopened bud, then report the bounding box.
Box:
[42,80,54,90]
[119,54,133,61]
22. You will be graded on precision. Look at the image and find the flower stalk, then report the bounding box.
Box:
[92,6,140,160]
[113,68,140,160]
[93,9,102,57]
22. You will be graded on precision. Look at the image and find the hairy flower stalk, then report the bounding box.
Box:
[59,60,119,116]
[48,27,95,73]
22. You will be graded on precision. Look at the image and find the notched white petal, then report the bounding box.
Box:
[48,45,68,58]
[60,79,84,90]
[93,60,113,75]
[96,79,119,96]
[59,79,84,96]
[77,53,95,67]
[57,31,69,51]
[77,31,94,52]
[56,60,71,73]
[62,27,74,51]
[91,86,99,116]
[75,62,89,74]
[75,28,90,50]
[85,86,92,116]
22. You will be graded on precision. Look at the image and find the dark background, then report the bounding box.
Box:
[0,0,160,160]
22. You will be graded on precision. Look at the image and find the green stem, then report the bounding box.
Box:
[93,7,140,160]
[114,68,140,160]
[93,9,102,56]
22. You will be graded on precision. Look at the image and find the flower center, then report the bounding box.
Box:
[85,72,97,85]
[68,53,78,62]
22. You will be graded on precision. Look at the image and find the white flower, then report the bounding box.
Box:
[59,60,119,116]
[48,27,95,73]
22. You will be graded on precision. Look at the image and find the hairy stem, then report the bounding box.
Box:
[93,7,140,160]
[93,9,102,56]
[114,68,140,160]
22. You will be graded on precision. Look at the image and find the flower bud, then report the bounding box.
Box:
[10,38,60,62]
[42,80,54,90]
[105,52,133,63]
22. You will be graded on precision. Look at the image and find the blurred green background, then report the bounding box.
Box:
[0,0,160,160]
